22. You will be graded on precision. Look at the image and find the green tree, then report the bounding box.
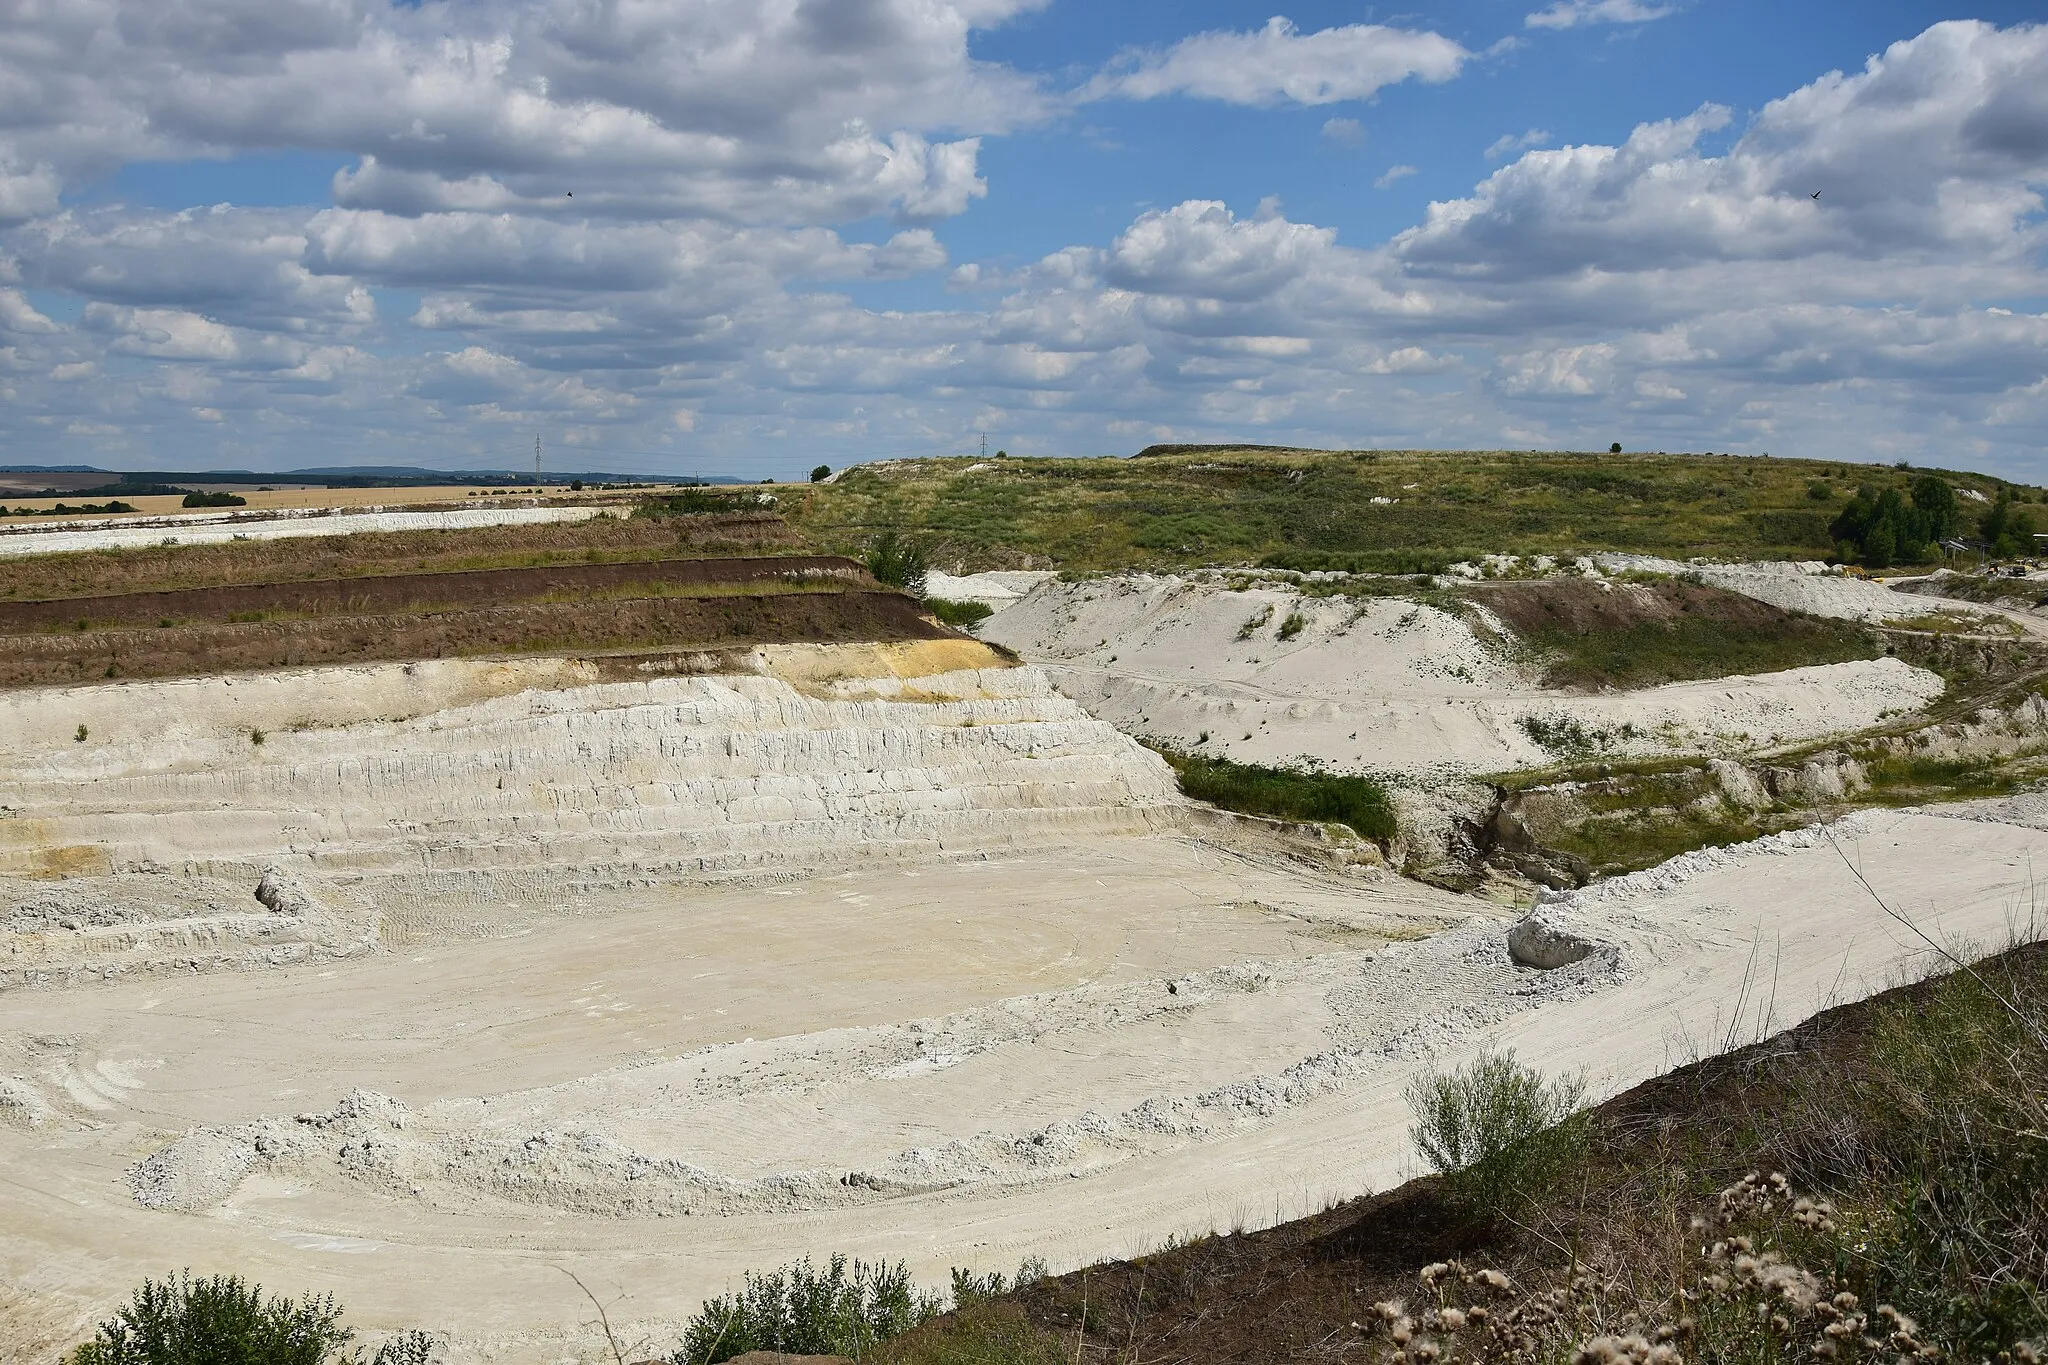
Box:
[1981,493,2038,558]
[810,464,831,483]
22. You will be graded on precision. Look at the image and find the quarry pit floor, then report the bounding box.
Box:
[6,808,2048,1363]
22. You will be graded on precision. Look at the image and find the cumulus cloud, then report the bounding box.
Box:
[2,14,2046,476]
[0,0,1047,227]
[1525,0,1681,31]
[1086,18,1469,107]
[1397,22,2048,284]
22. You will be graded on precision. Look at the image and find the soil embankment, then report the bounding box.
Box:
[0,588,950,688]
[0,554,867,632]
[1466,577,1877,689]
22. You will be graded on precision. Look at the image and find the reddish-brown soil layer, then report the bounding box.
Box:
[1468,577,1802,635]
[0,590,951,689]
[0,555,866,633]
[0,513,803,601]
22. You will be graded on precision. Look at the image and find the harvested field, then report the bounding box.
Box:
[0,554,866,633]
[0,511,800,598]
[0,587,949,688]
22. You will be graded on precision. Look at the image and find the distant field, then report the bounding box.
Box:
[0,482,705,518]
[789,448,2035,572]
[0,510,802,599]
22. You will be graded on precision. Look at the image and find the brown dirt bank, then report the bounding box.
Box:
[1467,578,1878,689]
[0,555,867,633]
[0,512,802,601]
[0,589,952,688]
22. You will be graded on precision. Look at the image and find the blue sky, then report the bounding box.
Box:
[1,1,2045,479]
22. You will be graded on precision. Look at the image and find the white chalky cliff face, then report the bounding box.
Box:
[0,647,1185,984]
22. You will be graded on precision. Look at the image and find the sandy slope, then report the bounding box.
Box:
[979,574,1943,776]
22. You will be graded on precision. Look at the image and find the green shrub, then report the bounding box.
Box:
[1406,1049,1588,1224]
[811,464,832,483]
[1276,611,1305,640]
[674,1255,943,1365]
[1161,752,1396,841]
[182,491,249,508]
[927,597,993,629]
[634,488,728,517]
[65,1271,435,1365]
[864,531,929,596]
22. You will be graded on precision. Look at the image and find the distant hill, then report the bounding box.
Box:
[789,446,2039,573]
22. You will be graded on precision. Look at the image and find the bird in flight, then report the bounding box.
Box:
[1810,190,1821,200]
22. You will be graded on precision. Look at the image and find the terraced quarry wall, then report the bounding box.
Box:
[0,643,1190,985]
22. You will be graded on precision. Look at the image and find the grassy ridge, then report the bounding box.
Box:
[786,448,2038,573]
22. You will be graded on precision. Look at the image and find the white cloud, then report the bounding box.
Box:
[1086,18,1468,107]
[1484,128,1552,159]
[1374,165,1419,189]
[1321,118,1367,147]
[3,15,2047,479]
[1526,0,1681,31]
[0,0,1050,228]
[1104,200,1335,302]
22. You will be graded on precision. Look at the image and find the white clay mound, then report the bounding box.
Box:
[979,574,1946,776]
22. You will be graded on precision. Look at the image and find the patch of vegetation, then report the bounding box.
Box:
[67,1270,434,1365]
[786,448,2036,574]
[927,597,994,629]
[182,490,248,508]
[1540,805,1772,877]
[635,488,737,517]
[673,1255,943,1364]
[0,501,137,516]
[1276,611,1306,640]
[1157,749,1397,842]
